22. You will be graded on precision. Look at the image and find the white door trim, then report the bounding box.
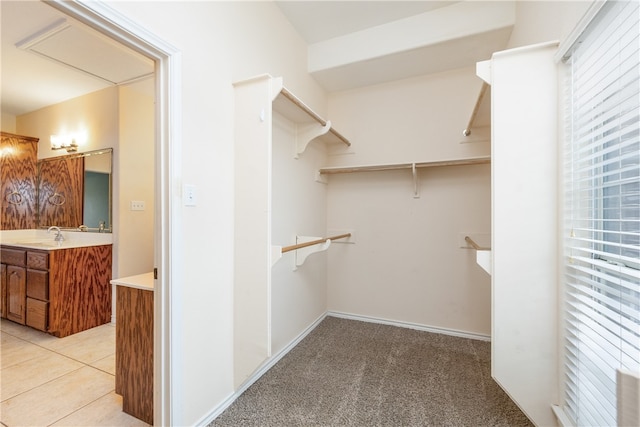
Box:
[45,1,182,425]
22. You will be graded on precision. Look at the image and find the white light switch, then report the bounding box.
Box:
[130,200,145,211]
[184,184,196,206]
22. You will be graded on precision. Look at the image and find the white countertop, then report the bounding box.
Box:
[0,229,113,250]
[111,272,154,291]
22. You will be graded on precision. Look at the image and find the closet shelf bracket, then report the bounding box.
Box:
[294,121,332,159]
[271,233,352,269]
[266,74,351,159]
[292,236,331,269]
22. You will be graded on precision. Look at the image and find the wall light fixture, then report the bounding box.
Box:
[51,134,79,152]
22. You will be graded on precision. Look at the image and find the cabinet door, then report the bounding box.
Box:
[1,263,6,318]
[0,133,38,230]
[6,265,26,324]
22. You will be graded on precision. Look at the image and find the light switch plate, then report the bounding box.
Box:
[184,184,196,206]
[130,200,145,211]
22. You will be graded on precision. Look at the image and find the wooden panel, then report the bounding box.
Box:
[116,286,154,424]
[0,132,38,230]
[1,263,6,318]
[6,265,26,324]
[26,297,48,331]
[26,269,48,300]
[48,245,112,337]
[38,156,84,228]
[27,251,48,270]
[1,248,26,267]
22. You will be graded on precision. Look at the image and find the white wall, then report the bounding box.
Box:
[271,113,329,353]
[489,42,560,427]
[325,68,492,337]
[508,1,592,49]
[105,2,328,424]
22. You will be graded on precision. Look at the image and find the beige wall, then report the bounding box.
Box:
[15,84,155,287]
[17,87,119,159]
[1,113,16,133]
[322,0,593,340]
[116,81,154,278]
[326,68,492,336]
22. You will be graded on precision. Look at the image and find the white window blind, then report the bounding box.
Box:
[563,1,640,426]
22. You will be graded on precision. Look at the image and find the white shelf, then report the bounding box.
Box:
[319,155,490,175]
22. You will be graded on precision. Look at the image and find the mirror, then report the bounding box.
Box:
[37,148,112,232]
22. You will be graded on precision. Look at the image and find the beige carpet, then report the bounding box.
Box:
[211,316,533,426]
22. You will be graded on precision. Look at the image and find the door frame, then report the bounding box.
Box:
[46,1,181,425]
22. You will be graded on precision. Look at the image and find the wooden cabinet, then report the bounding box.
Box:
[38,156,84,228]
[0,244,112,337]
[1,247,27,324]
[26,252,49,331]
[1,247,49,330]
[114,278,154,425]
[0,132,39,230]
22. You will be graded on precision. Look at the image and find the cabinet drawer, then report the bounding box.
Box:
[27,252,48,270]
[26,270,48,300]
[26,297,48,331]
[1,248,26,267]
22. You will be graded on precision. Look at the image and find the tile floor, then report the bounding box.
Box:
[0,319,150,427]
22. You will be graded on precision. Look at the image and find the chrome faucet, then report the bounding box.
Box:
[47,226,65,242]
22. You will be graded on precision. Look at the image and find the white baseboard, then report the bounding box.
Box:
[327,311,491,342]
[198,310,489,425]
[197,311,328,426]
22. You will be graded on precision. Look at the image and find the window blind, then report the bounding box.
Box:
[563,1,640,426]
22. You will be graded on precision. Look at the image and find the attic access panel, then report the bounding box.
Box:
[17,19,153,85]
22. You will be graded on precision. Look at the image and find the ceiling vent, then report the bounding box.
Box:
[16,18,153,86]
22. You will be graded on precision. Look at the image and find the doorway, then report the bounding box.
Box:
[44,1,180,425]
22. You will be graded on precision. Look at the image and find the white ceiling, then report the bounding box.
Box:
[275,1,457,43]
[1,1,510,117]
[1,1,153,117]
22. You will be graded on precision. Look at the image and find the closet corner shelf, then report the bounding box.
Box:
[268,77,350,157]
[318,155,491,175]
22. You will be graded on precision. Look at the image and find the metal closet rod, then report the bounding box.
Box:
[463,82,489,137]
[281,233,351,253]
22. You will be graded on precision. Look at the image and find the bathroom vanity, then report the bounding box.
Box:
[0,230,113,337]
[112,272,154,425]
